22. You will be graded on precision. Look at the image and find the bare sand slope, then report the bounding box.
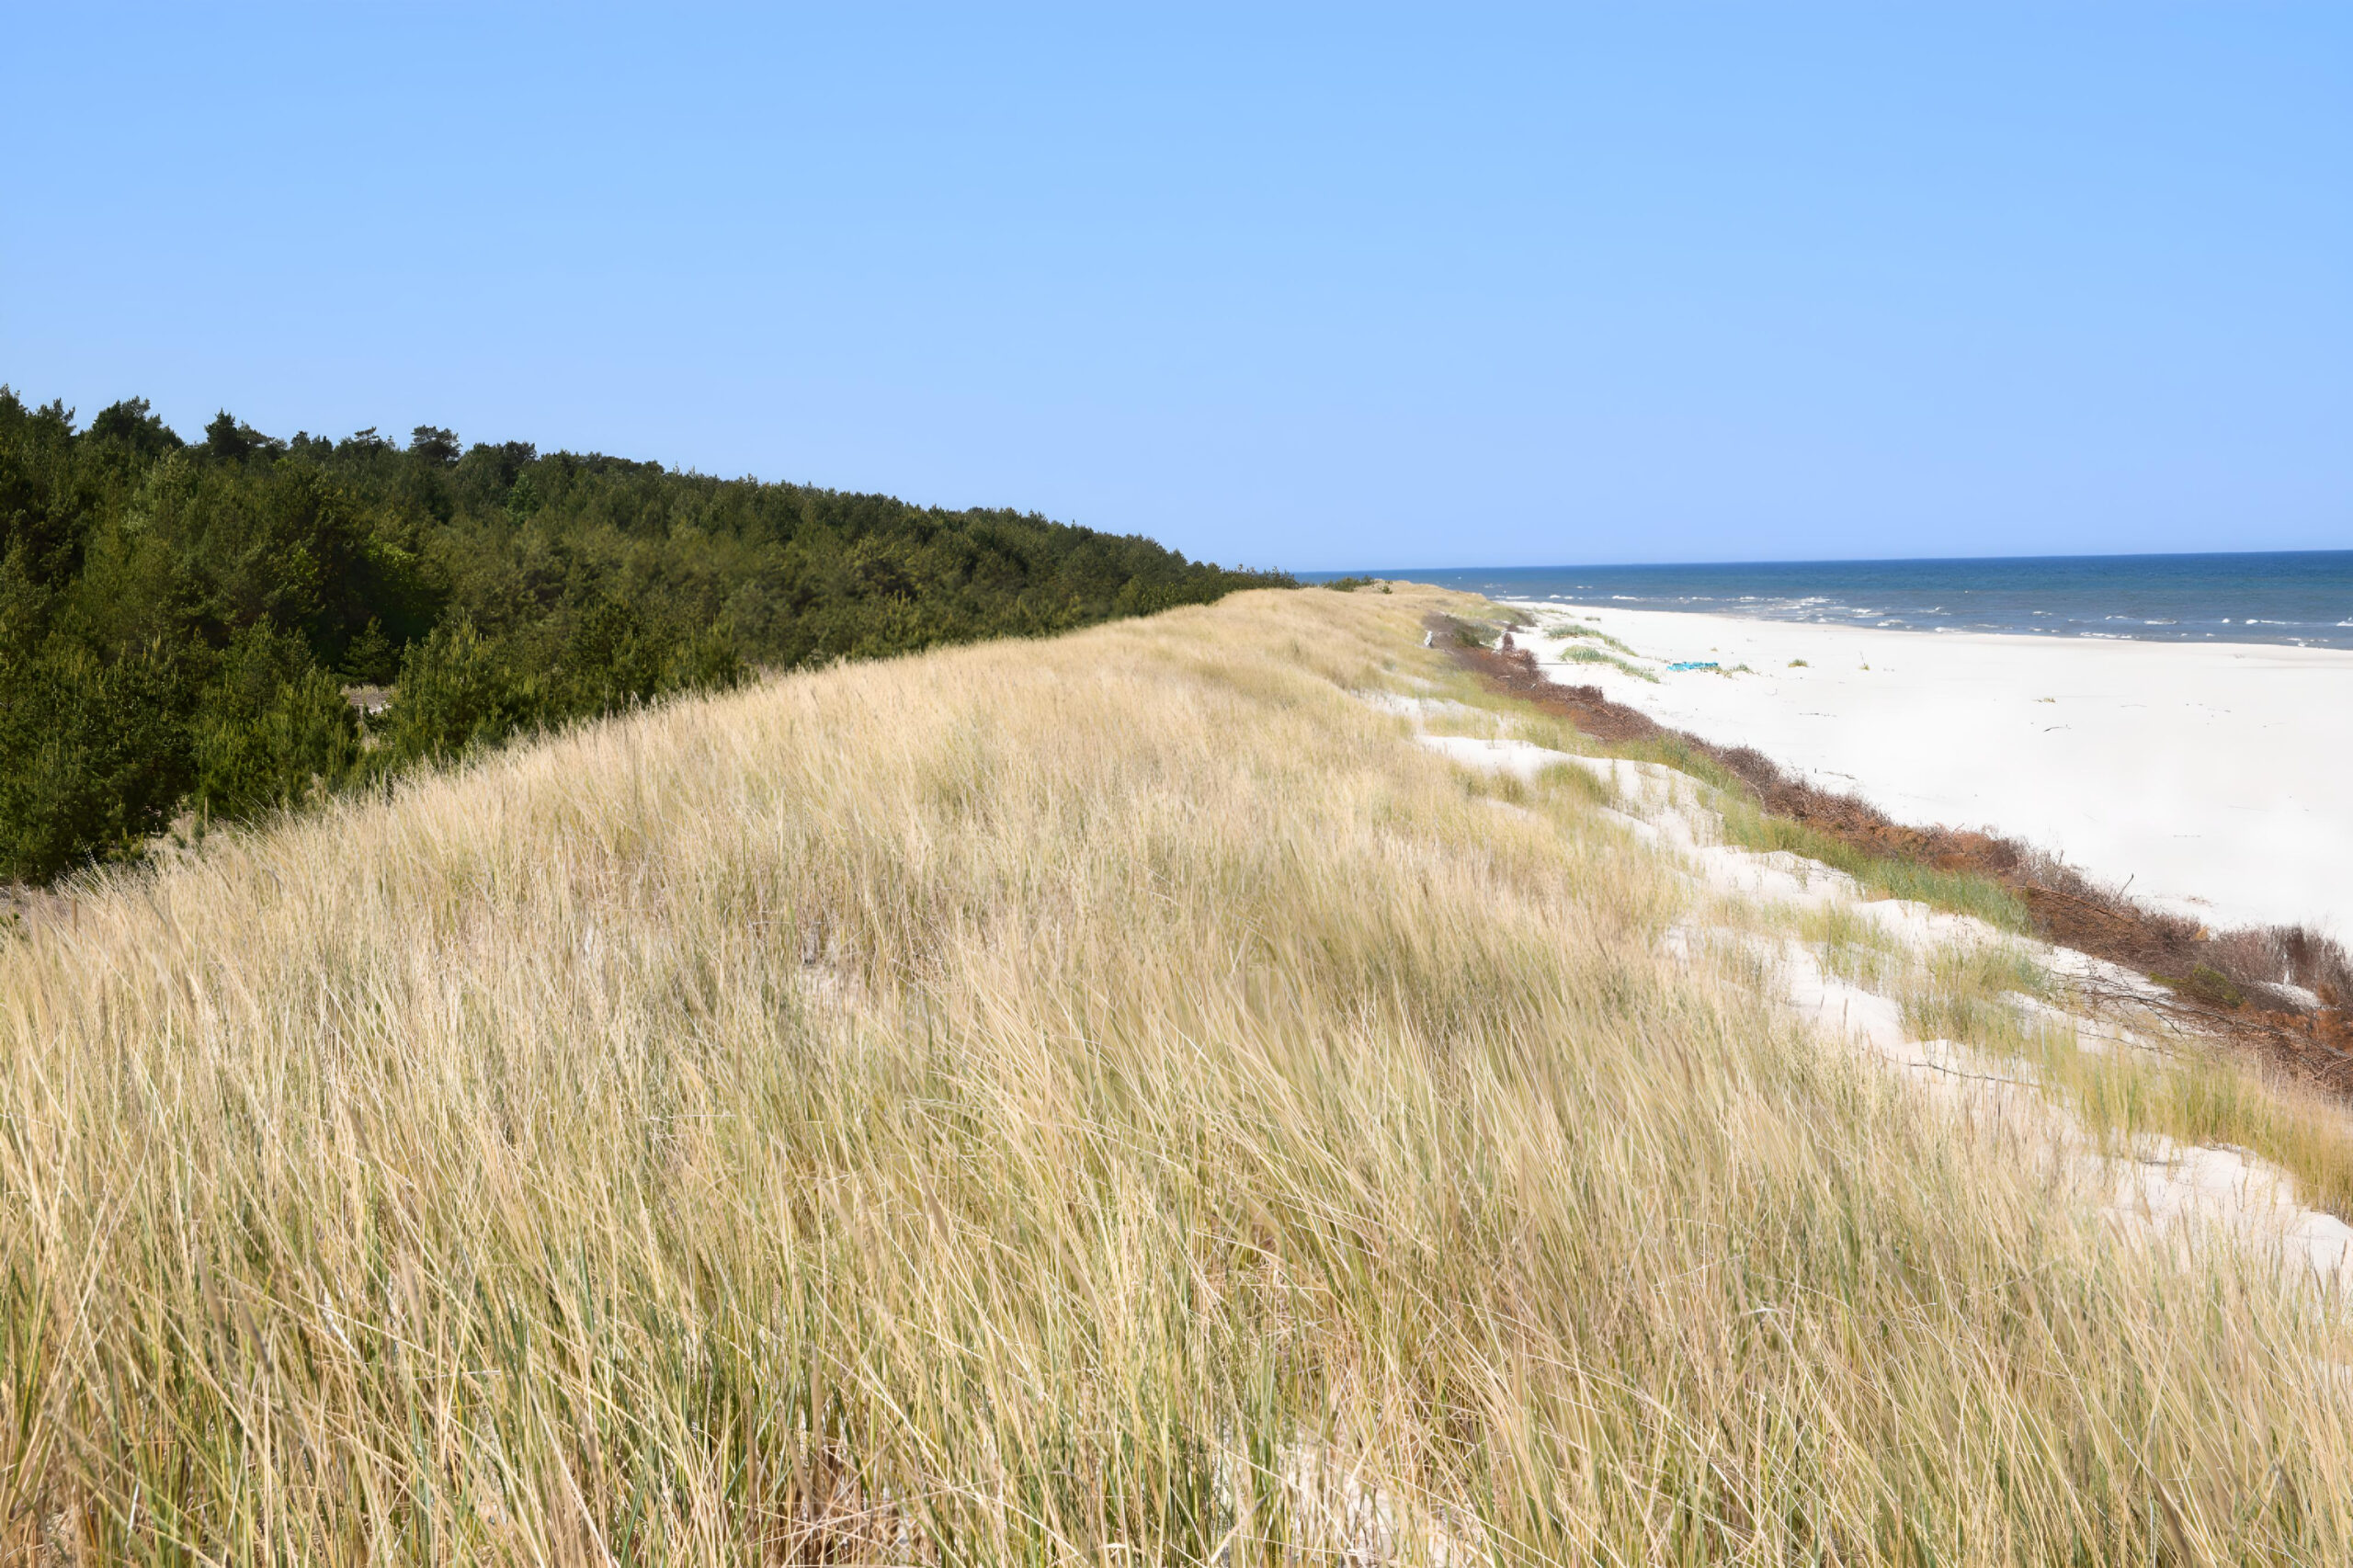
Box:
[1506,601,2353,937]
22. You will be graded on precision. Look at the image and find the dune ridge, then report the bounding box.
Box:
[6,585,2353,1562]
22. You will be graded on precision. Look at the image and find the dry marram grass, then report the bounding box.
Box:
[4,584,2352,1562]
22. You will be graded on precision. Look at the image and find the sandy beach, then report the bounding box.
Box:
[1503,600,2353,939]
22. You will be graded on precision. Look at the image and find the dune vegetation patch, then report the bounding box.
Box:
[6,585,2353,1562]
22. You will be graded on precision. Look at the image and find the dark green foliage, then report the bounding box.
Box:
[340,618,399,684]
[87,397,184,460]
[2159,963,2247,1011]
[377,618,545,766]
[0,642,196,881]
[193,622,359,818]
[0,385,1290,882]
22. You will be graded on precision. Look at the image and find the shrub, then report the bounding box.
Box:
[193,623,360,819]
[0,643,195,880]
[378,619,538,765]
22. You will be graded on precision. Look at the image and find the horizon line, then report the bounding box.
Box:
[1302,546,2353,578]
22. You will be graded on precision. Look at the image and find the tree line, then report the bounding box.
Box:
[0,389,1290,882]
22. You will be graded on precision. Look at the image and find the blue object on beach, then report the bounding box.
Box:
[1667,660,1720,672]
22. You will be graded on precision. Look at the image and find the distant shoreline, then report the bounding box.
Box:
[1496,596,2353,939]
[1312,551,2353,652]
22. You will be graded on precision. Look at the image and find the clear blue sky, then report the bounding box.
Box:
[5,5,2346,571]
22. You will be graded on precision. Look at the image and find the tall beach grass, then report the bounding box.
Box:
[4,585,2351,1562]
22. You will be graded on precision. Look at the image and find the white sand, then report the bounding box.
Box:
[1502,601,2353,939]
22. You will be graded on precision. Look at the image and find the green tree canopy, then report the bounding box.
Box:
[0,386,1291,881]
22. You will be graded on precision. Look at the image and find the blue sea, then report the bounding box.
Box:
[1346,551,2353,651]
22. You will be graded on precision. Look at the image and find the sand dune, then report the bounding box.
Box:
[1506,600,2353,938]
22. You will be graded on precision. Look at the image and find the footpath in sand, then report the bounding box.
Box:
[1497,600,2353,940]
[1375,688,2353,1292]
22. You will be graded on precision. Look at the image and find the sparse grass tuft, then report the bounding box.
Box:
[1901,940,2056,1045]
[1540,757,1615,810]
[1559,643,1662,683]
[2156,961,2248,1009]
[1547,622,1641,656]
[1796,901,1908,993]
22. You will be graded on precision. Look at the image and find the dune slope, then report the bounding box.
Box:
[5,585,2350,1562]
